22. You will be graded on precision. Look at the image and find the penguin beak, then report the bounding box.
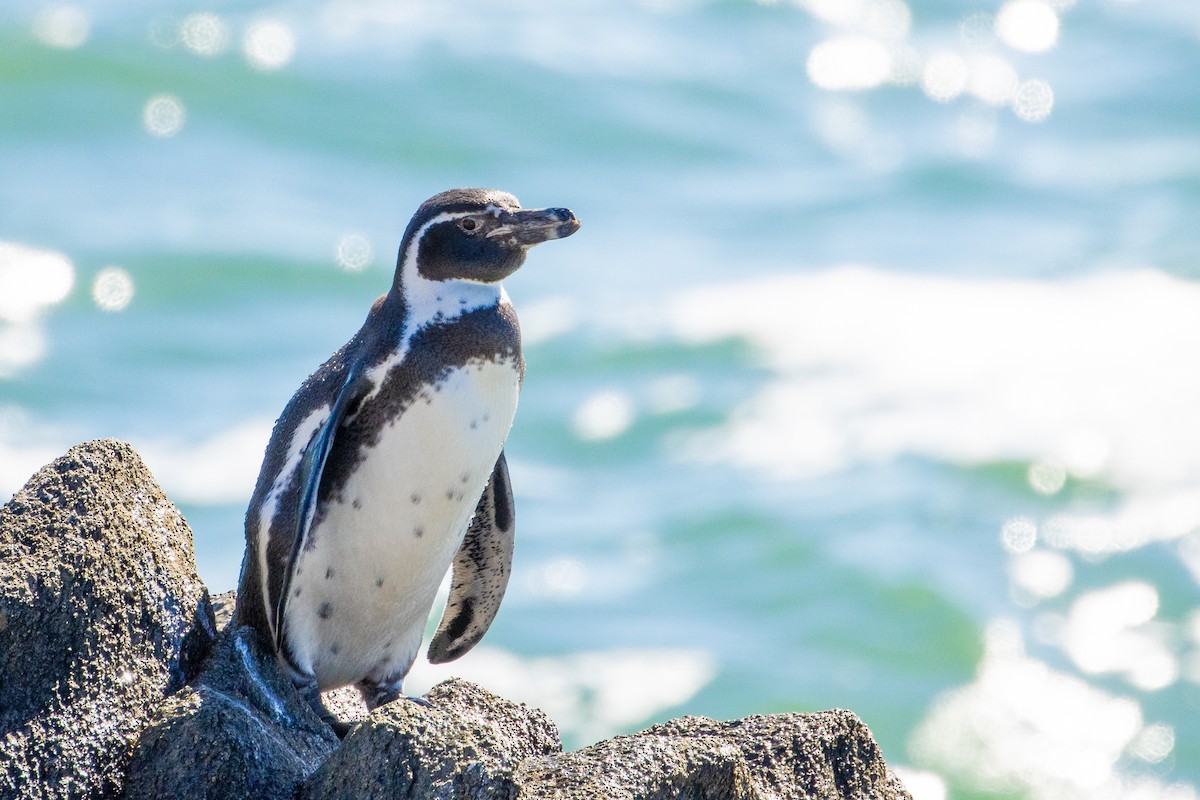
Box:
[488,207,580,246]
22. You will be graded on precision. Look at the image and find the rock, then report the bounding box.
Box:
[0,439,216,800]
[210,587,371,728]
[121,626,339,800]
[209,589,236,632]
[0,441,912,800]
[300,679,910,800]
[520,711,913,800]
[300,678,560,800]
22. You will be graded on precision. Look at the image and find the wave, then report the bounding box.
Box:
[669,266,1200,499]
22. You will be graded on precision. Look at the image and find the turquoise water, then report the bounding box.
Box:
[4,1,1200,797]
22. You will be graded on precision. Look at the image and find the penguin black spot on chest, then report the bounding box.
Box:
[309,305,522,522]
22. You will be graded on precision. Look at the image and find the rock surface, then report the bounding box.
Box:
[0,441,912,800]
[121,627,339,800]
[0,440,215,800]
[520,712,912,800]
[302,679,910,800]
[301,678,561,800]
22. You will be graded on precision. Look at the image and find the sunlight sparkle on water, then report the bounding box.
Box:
[1028,458,1067,495]
[921,52,968,102]
[32,5,90,49]
[179,13,229,57]
[0,243,74,376]
[806,36,893,92]
[996,0,1060,53]
[1009,548,1073,601]
[1061,582,1178,691]
[244,20,296,71]
[92,267,135,312]
[1013,78,1055,122]
[335,233,373,272]
[912,620,1150,799]
[0,244,75,324]
[573,390,635,441]
[142,95,185,138]
[1001,517,1037,554]
[960,12,997,48]
[966,54,1019,106]
[1130,723,1176,764]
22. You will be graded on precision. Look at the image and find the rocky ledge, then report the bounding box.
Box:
[1,440,912,800]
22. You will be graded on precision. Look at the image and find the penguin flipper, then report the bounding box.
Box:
[427,451,515,664]
[272,363,365,651]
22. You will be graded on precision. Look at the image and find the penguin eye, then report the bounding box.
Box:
[457,218,479,234]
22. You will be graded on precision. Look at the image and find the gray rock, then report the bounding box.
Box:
[1,441,912,800]
[0,439,216,800]
[301,679,910,800]
[520,712,913,800]
[300,678,561,800]
[121,626,339,800]
[209,588,371,728]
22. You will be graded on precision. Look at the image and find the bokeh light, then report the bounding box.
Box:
[1028,459,1067,495]
[960,12,997,48]
[573,390,635,441]
[179,12,229,57]
[243,20,296,71]
[1130,723,1176,764]
[912,620,1149,799]
[1009,549,1073,600]
[92,267,135,312]
[806,36,893,91]
[335,233,374,272]
[32,5,90,49]
[1013,78,1055,121]
[0,243,75,377]
[921,52,969,102]
[996,0,1061,53]
[0,243,75,324]
[1001,517,1038,554]
[862,0,911,40]
[967,54,1020,106]
[142,94,186,137]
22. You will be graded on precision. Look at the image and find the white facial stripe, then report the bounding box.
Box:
[361,209,508,403]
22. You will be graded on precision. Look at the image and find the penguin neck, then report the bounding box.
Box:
[390,243,506,343]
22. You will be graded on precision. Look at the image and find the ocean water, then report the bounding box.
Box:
[3,1,1200,797]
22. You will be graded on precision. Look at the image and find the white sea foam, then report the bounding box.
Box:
[0,242,75,378]
[911,620,1193,800]
[136,419,273,506]
[669,266,1200,503]
[405,644,718,744]
[0,418,272,508]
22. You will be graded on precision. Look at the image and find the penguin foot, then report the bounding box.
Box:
[358,679,433,711]
[297,680,350,738]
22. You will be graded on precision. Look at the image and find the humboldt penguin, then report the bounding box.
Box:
[234,188,579,726]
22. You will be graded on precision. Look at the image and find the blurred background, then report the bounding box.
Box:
[3,0,1200,797]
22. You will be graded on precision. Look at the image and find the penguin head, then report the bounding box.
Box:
[401,188,580,285]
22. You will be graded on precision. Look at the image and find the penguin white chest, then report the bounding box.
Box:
[283,358,520,690]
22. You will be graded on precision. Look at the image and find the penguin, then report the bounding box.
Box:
[234,188,579,728]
